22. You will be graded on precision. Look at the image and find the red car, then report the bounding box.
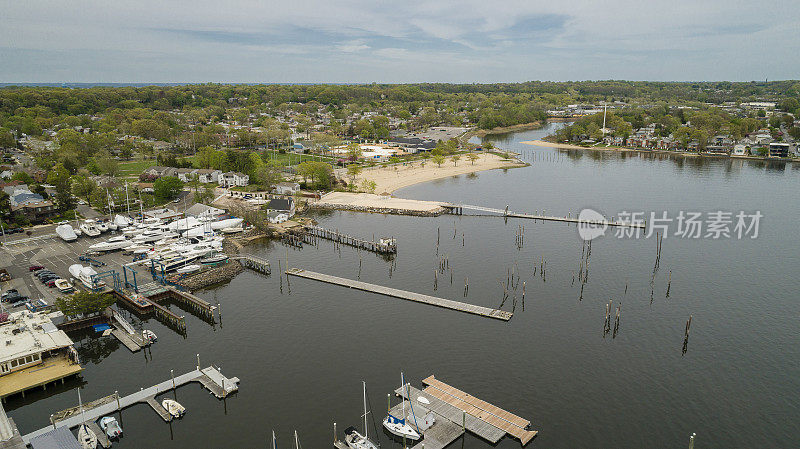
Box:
[46,279,59,287]
[29,265,45,271]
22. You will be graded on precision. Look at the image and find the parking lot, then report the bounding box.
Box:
[0,232,144,313]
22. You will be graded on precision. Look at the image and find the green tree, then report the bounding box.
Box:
[0,127,15,148]
[10,172,33,184]
[346,142,362,161]
[55,291,116,317]
[346,164,362,186]
[153,176,183,200]
[466,153,480,165]
[451,154,461,166]
[195,185,215,205]
[72,175,97,207]
[47,163,74,212]
[296,161,333,190]
[95,152,120,177]
[432,154,445,167]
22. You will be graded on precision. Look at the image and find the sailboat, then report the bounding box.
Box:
[344,381,379,449]
[76,389,98,449]
[383,373,421,440]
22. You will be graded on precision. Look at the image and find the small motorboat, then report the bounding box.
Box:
[99,416,123,439]
[55,279,75,293]
[200,254,229,264]
[74,227,83,236]
[96,222,109,233]
[77,423,98,449]
[162,399,186,418]
[80,220,101,237]
[142,329,157,343]
[176,264,202,274]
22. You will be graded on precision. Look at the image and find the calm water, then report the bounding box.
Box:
[7,122,800,448]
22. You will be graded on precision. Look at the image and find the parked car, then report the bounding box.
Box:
[40,274,59,283]
[45,279,60,287]
[29,265,45,271]
[8,296,29,306]
[35,271,55,280]
[2,292,26,303]
[2,289,19,298]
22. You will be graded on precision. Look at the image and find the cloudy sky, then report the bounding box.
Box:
[1,0,798,83]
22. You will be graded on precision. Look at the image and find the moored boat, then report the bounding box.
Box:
[162,399,186,418]
[99,416,123,439]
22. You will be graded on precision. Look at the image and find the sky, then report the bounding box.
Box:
[1,0,799,83]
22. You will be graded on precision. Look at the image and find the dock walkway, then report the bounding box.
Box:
[302,225,397,254]
[286,268,511,321]
[21,366,239,444]
[451,204,647,229]
[230,254,271,274]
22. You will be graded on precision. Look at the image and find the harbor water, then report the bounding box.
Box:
[6,122,800,448]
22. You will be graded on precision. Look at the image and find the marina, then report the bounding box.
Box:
[20,364,239,443]
[285,268,512,320]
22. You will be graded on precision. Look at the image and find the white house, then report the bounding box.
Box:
[176,168,198,182]
[273,182,300,195]
[219,172,249,187]
[267,211,289,224]
[195,169,222,184]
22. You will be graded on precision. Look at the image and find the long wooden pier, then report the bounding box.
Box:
[448,204,647,228]
[21,365,239,444]
[303,225,397,254]
[286,268,511,321]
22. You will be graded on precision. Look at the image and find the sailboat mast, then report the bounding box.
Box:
[272,430,276,449]
[294,430,299,449]
[125,181,130,217]
[401,372,405,418]
[363,381,368,439]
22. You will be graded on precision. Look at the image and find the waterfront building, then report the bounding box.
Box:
[0,311,82,401]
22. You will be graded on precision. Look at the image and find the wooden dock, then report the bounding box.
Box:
[395,376,537,447]
[21,365,239,444]
[230,254,271,274]
[303,225,397,254]
[286,268,511,321]
[449,204,647,229]
[387,402,464,449]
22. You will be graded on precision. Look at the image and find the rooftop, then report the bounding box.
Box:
[0,311,74,363]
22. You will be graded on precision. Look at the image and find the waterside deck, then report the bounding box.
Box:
[285,268,511,321]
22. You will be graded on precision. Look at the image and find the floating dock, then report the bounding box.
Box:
[286,268,511,321]
[394,375,537,448]
[21,365,239,444]
[302,225,397,254]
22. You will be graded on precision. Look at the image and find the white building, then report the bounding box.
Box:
[219,172,249,187]
[0,311,82,396]
[273,182,300,195]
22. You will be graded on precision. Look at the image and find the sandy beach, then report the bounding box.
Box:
[355,152,526,194]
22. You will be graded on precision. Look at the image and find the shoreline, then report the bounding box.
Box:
[462,121,544,141]
[358,152,527,195]
[521,139,799,163]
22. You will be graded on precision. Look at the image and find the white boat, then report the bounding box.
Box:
[208,217,243,231]
[221,226,243,234]
[132,229,175,244]
[162,399,186,418]
[96,222,109,233]
[383,373,421,441]
[106,221,118,231]
[89,235,132,252]
[69,264,104,289]
[77,389,97,449]
[142,329,157,343]
[56,224,78,242]
[344,382,379,449]
[80,220,101,237]
[201,254,229,264]
[114,214,132,229]
[176,264,202,274]
[55,279,75,293]
[168,217,201,232]
[99,416,122,439]
[74,227,83,236]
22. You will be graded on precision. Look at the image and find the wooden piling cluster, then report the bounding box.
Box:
[515,224,525,250]
[682,315,692,354]
[303,225,397,254]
